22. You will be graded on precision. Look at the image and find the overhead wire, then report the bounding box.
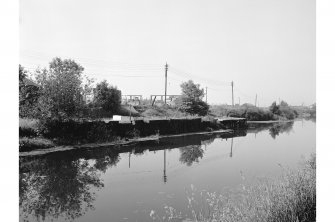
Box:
[21,50,257,104]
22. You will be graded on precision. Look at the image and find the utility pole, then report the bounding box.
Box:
[239,97,240,106]
[164,63,168,105]
[255,94,257,107]
[129,104,132,122]
[205,87,208,103]
[163,149,167,183]
[230,138,233,158]
[231,81,234,106]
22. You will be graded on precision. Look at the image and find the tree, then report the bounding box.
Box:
[35,57,85,120]
[93,80,121,113]
[269,101,297,120]
[176,80,209,116]
[269,101,280,115]
[19,65,40,118]
[280,101,289,107]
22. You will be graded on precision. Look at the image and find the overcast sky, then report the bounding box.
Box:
[20,0,315,106]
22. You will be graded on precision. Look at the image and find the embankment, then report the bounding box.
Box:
[19,117,247,152]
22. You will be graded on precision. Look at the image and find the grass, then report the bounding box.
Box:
[19,137,55,152]
[151,153,316,222]
[209,104,299,121]
[210,105,276,121]
[137,105,196,119]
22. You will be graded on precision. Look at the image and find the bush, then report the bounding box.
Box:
[93,80,121,113]
[269,101,298,120]
[176,80,209,116]
[244,108,274,121]
[19,118,40,137]
[225,106,275,121]
[279,106,297,120]
[176,97,209,116]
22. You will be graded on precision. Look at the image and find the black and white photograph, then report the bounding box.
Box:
[4,0,335,221]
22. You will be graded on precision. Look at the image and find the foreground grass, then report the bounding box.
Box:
[19,137,55,152]
[151,154,316,222]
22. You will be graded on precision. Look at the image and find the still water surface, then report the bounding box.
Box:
[19,120,315,222]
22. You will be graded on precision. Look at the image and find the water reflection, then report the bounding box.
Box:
[20,157,104,221]
[19,130,247,221]
[179,145,205,166]
[247,121,294,139]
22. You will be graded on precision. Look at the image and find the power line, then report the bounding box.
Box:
[168,65,231,86]
[20,49,162,68]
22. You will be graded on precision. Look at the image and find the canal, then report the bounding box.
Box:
[19,120,315,222]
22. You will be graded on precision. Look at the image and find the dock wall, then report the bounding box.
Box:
[28,118,247,143]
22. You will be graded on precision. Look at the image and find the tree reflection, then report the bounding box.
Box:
[269,122,294,139]
[93,150,120,173]
[19,149,120,221]
[179,145,205,166]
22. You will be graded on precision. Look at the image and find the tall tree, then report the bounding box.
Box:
[35,57,85,120]
[177,80,209,116]
[93,80,121,113]
[19,65,40,118]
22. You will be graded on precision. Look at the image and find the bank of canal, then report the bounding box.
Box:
[19,117,247,152]
[19,120,315,222]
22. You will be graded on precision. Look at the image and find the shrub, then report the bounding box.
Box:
[19,118,40,137]
[269,101,298,120]
[279,106,297,120]
[93,80,121,113]
[225,107,275,121]
[245,108,274,121]
[176,80,209,116]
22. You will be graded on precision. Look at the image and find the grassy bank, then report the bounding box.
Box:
[209,104,299,121]
[19,117,232,151]
[134,105,194,118]
[151,154,316,222]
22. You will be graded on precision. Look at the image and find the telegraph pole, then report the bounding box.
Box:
[205,87,208,103]
[164,63,168,105]
[163,149,167,183]
[255,94,257,107]
[230,138,233,158]
[239,97,240,106]
[231,81,234,106]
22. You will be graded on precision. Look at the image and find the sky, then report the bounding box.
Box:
[19,0,315,106]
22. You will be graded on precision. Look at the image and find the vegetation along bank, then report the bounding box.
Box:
[19,57,315,152]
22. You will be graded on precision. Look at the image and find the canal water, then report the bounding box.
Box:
[19,120,315,222]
